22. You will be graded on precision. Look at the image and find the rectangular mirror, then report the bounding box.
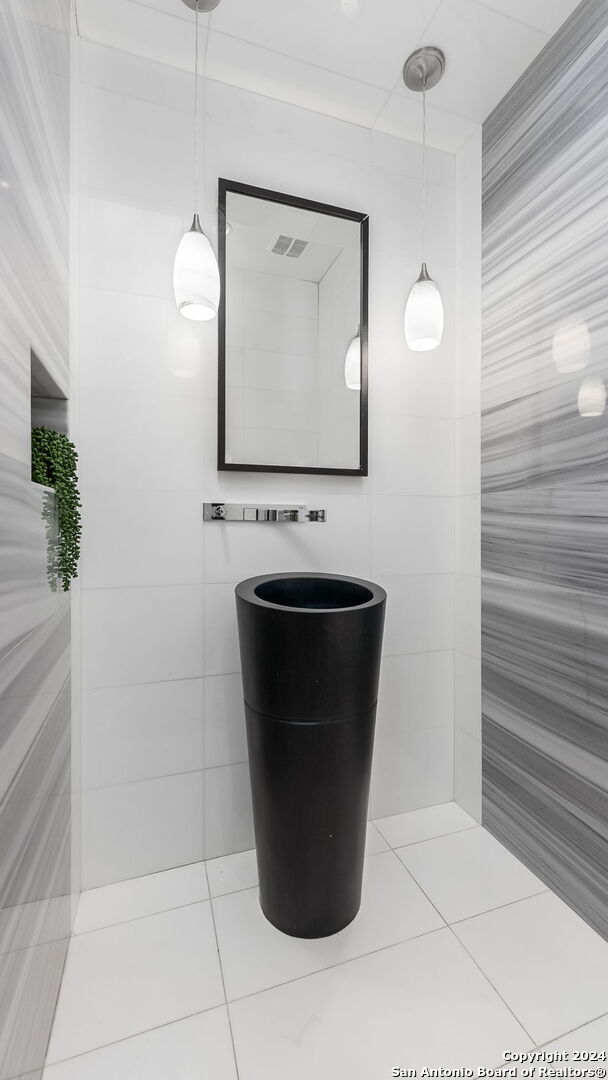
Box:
[218,179,368,476]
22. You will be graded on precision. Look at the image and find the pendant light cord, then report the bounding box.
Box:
[193,0,199,214]
[422,78,427,264]
[202,4,211,213]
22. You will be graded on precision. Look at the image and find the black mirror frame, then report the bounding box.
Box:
[217,178,369,477]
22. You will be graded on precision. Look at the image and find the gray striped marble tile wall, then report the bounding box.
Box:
[482,0,608,940]
[0,2,72,1078]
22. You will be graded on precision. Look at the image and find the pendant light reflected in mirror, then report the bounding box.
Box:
[403,47,445,352]
[173,0,221,321]
[344,330,361,390]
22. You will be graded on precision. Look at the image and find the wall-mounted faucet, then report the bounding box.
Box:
[203,503,327,523]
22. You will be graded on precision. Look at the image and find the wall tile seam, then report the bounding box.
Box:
[80,581,206,592]
[81,648,456,692]
[78,494,372,503]
[80,31,396,121]
[80,42,460,175]
[81,674,206,691]
[454,410,482,422]
[76,112,456,196]
[78,383,211,402]
[456,728,481,747]
[81,647,458,691]
[82,767,207,795]
[82,765,246,795]
[79,580,208,592]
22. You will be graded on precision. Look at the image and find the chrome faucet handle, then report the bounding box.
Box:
[275,508,303,522]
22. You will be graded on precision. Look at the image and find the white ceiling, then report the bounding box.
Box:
[74,0,582,153]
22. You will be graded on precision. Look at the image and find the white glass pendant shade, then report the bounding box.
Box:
[404,262,444,351]
[553,314,590,373]
[173,214,220,322]
[344,332,361,390]
[578,374,606,417]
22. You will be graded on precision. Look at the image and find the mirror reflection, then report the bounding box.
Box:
[219,182,367,474]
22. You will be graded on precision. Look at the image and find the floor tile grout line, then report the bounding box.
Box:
[205,861,242,1080]
[534,1006,608,1051]
[48,878,447,1067]
[223,924,447,1008]
[74,821,540,934]
[80,860,209,896]
[447,923,537,1046]
[42,929,608,1073]
[72,848,394,936]
[374,819,478,850]
[73,893,212,937]
[47,858,608,1070]
[74,819,489,931]
[392,839,551,929]
[389,851,538,1046]
[44,1003,230,1071]
[449,888,550,929]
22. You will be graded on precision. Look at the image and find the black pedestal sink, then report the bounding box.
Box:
[235,572,386,939]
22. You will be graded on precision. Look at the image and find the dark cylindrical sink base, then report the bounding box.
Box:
[236,572,386,939]
[246,705,376,938]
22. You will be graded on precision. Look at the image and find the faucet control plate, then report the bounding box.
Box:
[203,503,326,523]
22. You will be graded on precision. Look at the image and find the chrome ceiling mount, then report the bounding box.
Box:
[403,46,445,92]
[180,0,221,10]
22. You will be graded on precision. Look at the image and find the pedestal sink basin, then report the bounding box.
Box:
[235,572,386,939]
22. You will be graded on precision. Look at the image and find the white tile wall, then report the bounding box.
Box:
[203,674,247,770]
[377,652,453,738]
[370,728,454,819]
[81,585,205,689]
[371,497,455,577]
[82,680,205,788]
[77,40,468,885]
[203,763,254,861]
[79,489,204,589]
[380,574,454,655]
[82,772,204,888]
[453,129,482,822]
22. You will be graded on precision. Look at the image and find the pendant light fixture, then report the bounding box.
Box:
[403,46,445,352]
[173,0,221,321]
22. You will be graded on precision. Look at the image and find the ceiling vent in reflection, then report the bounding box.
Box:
[270,235,309,258]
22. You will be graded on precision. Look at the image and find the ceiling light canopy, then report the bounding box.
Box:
[180,0,221,10]
[402,46,446,353]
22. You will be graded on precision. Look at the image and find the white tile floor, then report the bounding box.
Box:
[43,803,608,1079]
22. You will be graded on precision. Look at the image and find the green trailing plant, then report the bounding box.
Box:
[31,426,82,592]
